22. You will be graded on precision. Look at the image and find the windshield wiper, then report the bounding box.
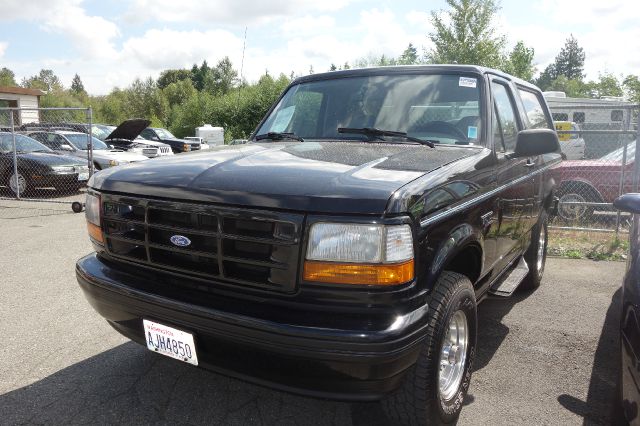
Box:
[255,132,304,142]
[337,127,435,148]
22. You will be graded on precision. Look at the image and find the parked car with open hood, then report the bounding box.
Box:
[95,120,174,158]
[76,65,561,425]
[0,132,89,195]
[140,127,200,153]
[27,130,149,170]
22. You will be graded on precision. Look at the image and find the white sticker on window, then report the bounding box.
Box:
[459,77,477,88]
[270,106,296,132]
[467,126,478,139]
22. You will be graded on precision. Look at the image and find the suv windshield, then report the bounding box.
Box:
[64,134,109,150]
[0,133,52,153]
[256,73,483,145]
[155,128,176,139]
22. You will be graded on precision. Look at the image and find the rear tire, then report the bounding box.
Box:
[382,271,477,425]
[521,211,548,291]
[556,184,599,222]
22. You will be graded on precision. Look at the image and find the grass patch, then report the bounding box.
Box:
[548,230,629,261]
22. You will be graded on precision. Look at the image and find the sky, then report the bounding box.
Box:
[0,0,638,95]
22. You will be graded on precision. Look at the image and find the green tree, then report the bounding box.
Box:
[329,63,337,71]
[204,57,238,95]
[0,67,17,86]
[22,69,63,91]
[163,78,196,107]
[585,72,622,98]
[398,43,419,65]
[157,69,192,89]
[623,75,640,103]
[70,73,86,96]
[503,41,535,82]
[546,75,589,98]
[426,0,506,68]
[554,34,585,81]
[191,61,210,91]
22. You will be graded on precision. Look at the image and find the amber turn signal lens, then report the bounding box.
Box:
[87,222,104,244]
[303,259,414,285]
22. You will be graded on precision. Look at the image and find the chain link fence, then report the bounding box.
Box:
[547,101,640,234]
[0,107,93,218]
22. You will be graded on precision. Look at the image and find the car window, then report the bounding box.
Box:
[0,133,52,153]
[141,129,154,139]
[552,113,568,121]
[518,89,552,129]
[573,112,585,123]
[492,82,519,152]
[611,110,623,122]
[492,105,505,151]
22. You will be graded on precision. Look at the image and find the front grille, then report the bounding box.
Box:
[159,146,171,154]
[100,195,304,293]
[190,143,200,150]
[142,148,158,156]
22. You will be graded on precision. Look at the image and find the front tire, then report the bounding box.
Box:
[382,271,477,425]
[8,171,29,196]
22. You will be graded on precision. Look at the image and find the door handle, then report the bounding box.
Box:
[524,159,535,167]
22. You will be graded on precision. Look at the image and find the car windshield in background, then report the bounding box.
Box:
[64,134,110,150]
[600,141,636,162]
[256,73,482,145]
[155,128,176,139]
[0,133,53,153]
[91,125,115,140]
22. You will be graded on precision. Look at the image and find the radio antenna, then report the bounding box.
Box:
[237,26,247,107]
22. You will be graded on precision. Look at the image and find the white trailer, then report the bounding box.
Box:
[195,124,224,146]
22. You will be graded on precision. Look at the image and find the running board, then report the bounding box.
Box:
[489,257,529,297]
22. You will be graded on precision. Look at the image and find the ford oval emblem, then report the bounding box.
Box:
[170,235,191,247]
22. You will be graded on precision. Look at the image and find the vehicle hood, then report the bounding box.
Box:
[15,151,84,166]
[91,142,477,214]
[104,119,151,143]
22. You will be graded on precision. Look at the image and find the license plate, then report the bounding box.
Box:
[78,173,89,181]
[143,320,198,366]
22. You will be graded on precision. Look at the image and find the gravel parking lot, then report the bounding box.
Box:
[0,208,623,425]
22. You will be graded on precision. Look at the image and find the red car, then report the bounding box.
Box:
[550,140,635,220]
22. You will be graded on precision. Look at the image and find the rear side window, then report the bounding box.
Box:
[518,89,552,129]
[552,113,568,121]
[492,82,519,152]
[611,110,623,122]
[573,112,585,123]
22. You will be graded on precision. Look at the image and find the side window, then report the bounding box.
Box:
[611,110,623,122]
[552,113,568,121]
[518,89,552,129]
[141,129,153,139]
[30,133,46,144]
[573,112,585,123]
[52,135,67,149]
[492,82,519,152]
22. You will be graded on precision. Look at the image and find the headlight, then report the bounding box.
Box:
[183,143,191,152]
[108,159,119,167]
[85,193,103,244]
[51,165,75,174]
[303,223,414,285]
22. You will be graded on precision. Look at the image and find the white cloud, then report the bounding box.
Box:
[281,15,336,36]
[127,0,353,25]
[0,42,7,59]
[0,0,119,59]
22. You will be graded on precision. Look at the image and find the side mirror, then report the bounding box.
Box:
[60,144,74,151]
[614,193,640,214]
[514,129,561,157]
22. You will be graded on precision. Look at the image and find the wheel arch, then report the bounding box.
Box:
[425,223,484,290]
[557,179,604,203]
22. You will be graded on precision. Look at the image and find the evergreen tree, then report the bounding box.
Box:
[70,73,86,95]
[398,43,419,65]
[554,35,585,81]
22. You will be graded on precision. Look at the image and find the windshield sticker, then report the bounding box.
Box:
[467,126,478,139]
[459,77,477,88]
[271,106,295,132]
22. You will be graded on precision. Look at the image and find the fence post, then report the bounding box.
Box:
[9,110,20,200]
[635,108,640,193]
[87,107,94,176]
[615,114,631,235]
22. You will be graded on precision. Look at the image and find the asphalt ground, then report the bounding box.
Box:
[0,208,624,425]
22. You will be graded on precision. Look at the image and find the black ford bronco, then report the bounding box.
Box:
[77,65,561,425]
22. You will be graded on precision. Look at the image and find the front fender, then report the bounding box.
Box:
[424,223,483,290]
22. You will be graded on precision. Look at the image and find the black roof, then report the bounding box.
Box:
[294,64,540,91]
